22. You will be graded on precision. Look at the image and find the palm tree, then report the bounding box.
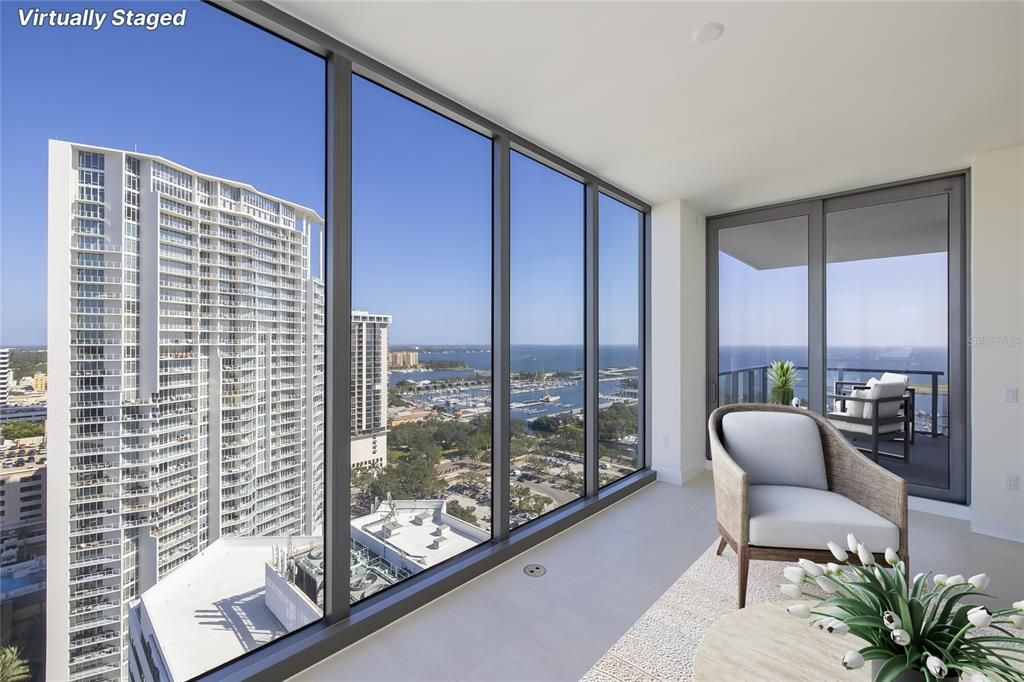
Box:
[0,645,31,682]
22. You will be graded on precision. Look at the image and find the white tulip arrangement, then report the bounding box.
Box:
[782,534,1024,681]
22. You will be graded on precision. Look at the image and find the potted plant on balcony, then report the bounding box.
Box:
[767,360,797,405]
[783,535,1024,681]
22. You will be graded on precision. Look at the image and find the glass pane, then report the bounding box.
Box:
[350,76,491,600]
[718,217,809,407]
[509,152,585,529]
[598,195,642,487]
[2,2,328,678]
[825,195,950,488]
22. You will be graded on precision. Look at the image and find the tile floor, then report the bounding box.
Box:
[292,472,1024,681]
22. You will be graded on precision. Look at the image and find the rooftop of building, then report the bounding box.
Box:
[352,310,393,322]
[351,499,489,572]
[135,535,319,682]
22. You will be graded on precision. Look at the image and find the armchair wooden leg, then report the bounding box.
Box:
[737,545,750,609]
[716,537,728,556]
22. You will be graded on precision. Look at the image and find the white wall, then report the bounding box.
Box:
[265,563,321,633]
[970,144,1024,542]
[45,140,73,680]
[651,199,706,485]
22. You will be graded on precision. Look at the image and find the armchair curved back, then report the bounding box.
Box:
[708,403,909,558]
[719,410,828,489]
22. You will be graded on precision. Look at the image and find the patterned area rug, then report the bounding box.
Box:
[582,541,796,682]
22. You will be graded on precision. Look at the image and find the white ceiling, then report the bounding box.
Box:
[720,194,948,270]
[274,1,1023,214]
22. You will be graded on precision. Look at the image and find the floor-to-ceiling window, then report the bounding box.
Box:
[716,216,809,407]
[508,152,585,528]
[2,3,328,679]
[4,4,653,678]
[350,75,493,593]
[707,176,967,502]
[597,194,643,486]
[825,188,959,494]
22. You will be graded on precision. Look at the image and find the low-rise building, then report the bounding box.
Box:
[0,441,47,676]
[388,350,419,368]
[350,499,489,576]
[128,536,322,682]
[387,405,435,426]
[0,349,10,407]
[0,446,47,560]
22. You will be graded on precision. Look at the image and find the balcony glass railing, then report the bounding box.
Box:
[718,364,947,436]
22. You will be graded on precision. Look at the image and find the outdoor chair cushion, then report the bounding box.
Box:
[880,372,910,387]
[837,388,869,419]
[720,411,828,490]
[827,419,904,435]
[863,379,906,420]
[748,484,899,551]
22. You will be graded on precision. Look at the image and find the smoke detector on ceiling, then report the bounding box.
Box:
[692,22,725,45]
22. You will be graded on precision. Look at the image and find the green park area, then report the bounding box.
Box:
[351,401,639,526]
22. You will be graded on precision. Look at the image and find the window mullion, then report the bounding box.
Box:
[641,209,652,469]
[584,184,599,498]
[492,135,511,542]
[325,51,353,624]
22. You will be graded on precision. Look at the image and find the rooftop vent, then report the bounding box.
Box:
[411,511,432,526]
[434,524,450,537]
[381,521,402,538]
[430,536,449,549]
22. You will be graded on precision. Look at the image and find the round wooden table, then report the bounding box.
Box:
[694,601,871,681]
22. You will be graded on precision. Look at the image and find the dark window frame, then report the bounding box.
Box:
[198,1,653,680]
[705,171,969,503]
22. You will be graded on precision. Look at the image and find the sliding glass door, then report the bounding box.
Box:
[707,175,967,503]
[823,179,966,499]
[713,214,811,408]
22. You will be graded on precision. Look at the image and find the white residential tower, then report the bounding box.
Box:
[46,141,327,681]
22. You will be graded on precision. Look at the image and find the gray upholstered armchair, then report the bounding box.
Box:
[708,403,908,608]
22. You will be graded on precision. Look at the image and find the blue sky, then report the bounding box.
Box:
[1,0,324,346]
[599,193,641,352]
[719,251,948,348]
[1,1,642,348]
[509,151,583,347]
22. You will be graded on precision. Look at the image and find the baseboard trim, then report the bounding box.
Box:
[969,520,1024,544]
[652,458,709,486]
[682,460,707,483]
[653,467,683,486]
[909,495,971,521]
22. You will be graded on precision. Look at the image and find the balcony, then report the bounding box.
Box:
[718,364,946,438]
[717,364,950,487]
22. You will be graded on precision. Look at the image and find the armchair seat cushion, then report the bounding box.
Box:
[748,485,899,552]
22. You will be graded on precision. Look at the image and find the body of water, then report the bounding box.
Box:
[409,377,631,422]
[390,345,639,423]
[388,344,639,387]
[718,345,949,433]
